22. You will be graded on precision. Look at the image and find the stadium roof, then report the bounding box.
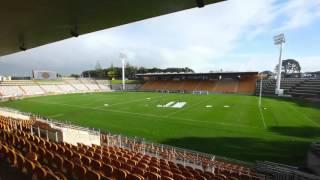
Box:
[137,72,259,77]
[0,0,224,57]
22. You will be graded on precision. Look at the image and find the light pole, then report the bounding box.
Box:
[120,53,127,91]
[273,33,285,95]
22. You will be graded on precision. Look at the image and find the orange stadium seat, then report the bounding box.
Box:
[0,114,264,180]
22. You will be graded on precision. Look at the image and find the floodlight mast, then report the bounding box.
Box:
[273,33,285,95]
[120,53,127,91]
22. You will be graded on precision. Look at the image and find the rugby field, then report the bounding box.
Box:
[1,92,319,165]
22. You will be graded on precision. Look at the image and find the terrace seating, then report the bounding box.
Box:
[100,134,260,179]
[0,80,36,86]
[280,78,305,94]
[40,85,63,93]
[57,84,76,92]
[255,79,276,96]
[196,80,217,91]
[181,80,200,91]
[238,76,257,94]
[140,81,158,90]
[164,80,184,90]
[0,115,264,180]
[20,85,45,96]
[255,78,320,99]
[254,161,320,180]
[85,83,101,91]
[213,79,238,93]
[141,79,243,94]
[71,83,89,91]
[0,79,111,99]
[0,86,24,97]
[289,79,320,98]
[96,80,112,91]
[152,80,167,90]
[78,79,101,91]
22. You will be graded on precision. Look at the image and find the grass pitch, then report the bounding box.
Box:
[1,92,319,165]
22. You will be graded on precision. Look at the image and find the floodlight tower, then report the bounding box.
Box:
[120,53,127,91]
[273,33,285,95]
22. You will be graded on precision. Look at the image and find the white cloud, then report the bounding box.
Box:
[275,0,320,31]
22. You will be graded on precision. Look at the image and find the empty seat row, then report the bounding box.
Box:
[140,79,256,94]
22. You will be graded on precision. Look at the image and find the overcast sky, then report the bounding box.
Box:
[0,0,320,76]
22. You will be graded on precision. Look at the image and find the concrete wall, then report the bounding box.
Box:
[111,84,142,90]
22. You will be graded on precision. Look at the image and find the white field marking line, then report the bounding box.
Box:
[258,106,267,129]
[25,99,263,130]
[165,98,209,117]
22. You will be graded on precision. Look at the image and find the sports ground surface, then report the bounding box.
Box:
[1,92,319,165]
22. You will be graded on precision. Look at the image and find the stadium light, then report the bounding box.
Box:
[120,53,127,90]
[273,33,285,95]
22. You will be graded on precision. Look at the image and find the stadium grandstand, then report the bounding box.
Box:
[0,78,111,100]
[138,72,258,95]
[256,78,320,99]
[1,0,320,180]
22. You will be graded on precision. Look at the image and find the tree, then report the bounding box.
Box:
[107,70,117,80]
[125,62,138,79]
[137,67,147,74]
[261,70,273,78]
[184,67,194,73]
[70,74,80,78]
[95,61,105,79]
[275,59,301,75]
[81,64,195,80]
[107,63,116,79]
[95,61,102,70]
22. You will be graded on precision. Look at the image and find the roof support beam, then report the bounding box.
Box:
[195,0,205,8]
